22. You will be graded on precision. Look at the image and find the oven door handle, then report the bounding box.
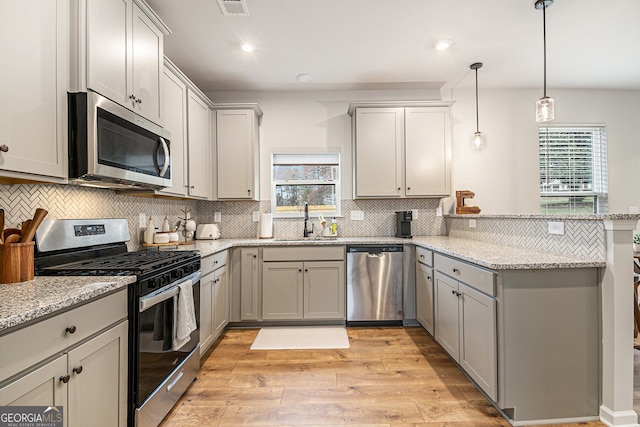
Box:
[139,271,201,312]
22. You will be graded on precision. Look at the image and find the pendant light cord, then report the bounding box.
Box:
[542,2,547,98]
[475,67,480,132]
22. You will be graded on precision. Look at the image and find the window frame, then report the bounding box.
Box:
[538,124,608,214]
[270,151,342,218]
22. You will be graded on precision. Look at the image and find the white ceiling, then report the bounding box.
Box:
[145,0,640,93]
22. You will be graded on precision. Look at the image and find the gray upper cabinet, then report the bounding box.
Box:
[0,0,69,182]
[350,103,452,198]
[215,106,262,200]
[83,0,168,124]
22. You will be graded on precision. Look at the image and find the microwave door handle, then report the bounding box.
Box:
[157,137,170,177]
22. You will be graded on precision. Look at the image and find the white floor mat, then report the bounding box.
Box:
[250,326,350,350]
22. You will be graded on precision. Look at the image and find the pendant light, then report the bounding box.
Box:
[535,0,554,122]
[470,62,484,150]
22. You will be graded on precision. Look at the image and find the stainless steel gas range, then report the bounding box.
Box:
[34,218,201,427]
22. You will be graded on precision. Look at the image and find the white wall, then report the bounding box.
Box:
[210,88,640,214]
[450,87,640,214]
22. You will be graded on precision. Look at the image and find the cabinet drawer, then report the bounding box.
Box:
[263,246,344,262]
[416,246,433,267]
[0,289,127,383]
[201,250,228,275]
[434,253,495,296]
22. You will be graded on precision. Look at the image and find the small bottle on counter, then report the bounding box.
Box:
[330,218,337,236]
[162,216,170,232]
[144,217,155,244]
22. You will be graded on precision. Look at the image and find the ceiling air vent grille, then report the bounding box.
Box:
[217,0,249,16]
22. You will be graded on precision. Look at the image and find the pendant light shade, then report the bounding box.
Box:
[470,62,484,150]
[535,0,554,122]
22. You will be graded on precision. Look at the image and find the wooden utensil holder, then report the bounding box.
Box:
[0,241,35,283]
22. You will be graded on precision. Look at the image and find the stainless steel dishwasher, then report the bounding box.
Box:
[346,245,404,325]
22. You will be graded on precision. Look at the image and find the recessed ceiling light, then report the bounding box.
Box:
[296,74,312,83]
[240,42,255,52]
[435,40,452,51]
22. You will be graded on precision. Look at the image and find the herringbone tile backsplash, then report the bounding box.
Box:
[0,184,606,259]
[448,216,605,259]
[0,184,199,251]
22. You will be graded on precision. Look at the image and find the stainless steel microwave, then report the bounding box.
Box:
[68,91,171,190]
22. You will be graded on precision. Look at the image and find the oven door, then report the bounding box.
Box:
[136,272,200,406]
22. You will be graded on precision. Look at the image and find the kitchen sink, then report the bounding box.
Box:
[273,236,338,242]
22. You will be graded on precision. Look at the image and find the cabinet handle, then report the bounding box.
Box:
[190,185,195,189]
[129,94,137,101]
[214,260,218,265]
[59,375,70,384]
[253,254,257,258]
[397,187,401,191]
[298,269,302,272]
[65,325,77,335]
[136,98,142,104]
[427,275,431,280]
[73,366,83,375]
[451,290,456,295]
[304,269,308,272]
[407,187,411,190]
[452,268,460,274]
[419,254,424,259]
[0,145,8,153]
[247,189,251,194]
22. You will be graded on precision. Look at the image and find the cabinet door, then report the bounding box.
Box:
[434,272,459,361]
[213,265,229,338]
[303,261,345,320]
[87,0,130,107]
[416,262,434,335]
[187,89,211,199]
[199,272,214,354]
[0,355,68,426]
[159,66,188,197]
[67,320,128,427]
[262,262,303,320]
[240,248,259,320]
[405,107,450,196]
[216,110,258,200]
[131,1,163,123]
[459,283,497,401]
[354,108,403,197]
[0,0,68,179]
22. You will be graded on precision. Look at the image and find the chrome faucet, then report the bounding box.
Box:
[303,202,314,237]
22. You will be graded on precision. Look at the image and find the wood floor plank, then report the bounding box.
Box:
[160,327,607,427]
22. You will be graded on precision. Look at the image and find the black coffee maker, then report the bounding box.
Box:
[395,211,412,238]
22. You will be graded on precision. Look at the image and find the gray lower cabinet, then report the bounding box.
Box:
[434,254,497,402]
[200,250,229,355]
[261,246,346,321]
[415,247,434,334]
[262,261,345,320]
[0,290,128,427]
[239,248,259,320]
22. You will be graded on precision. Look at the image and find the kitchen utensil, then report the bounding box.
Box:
[4,228,21,241]
[0,208,4,244]
[22,219,32,235]
[173,220,181,232]
[195,224,220,240]
[20,208,48,243]
[4,234,21,244]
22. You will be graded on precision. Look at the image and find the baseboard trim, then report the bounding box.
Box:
[599,405,640,427]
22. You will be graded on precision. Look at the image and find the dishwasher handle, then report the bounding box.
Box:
[347,245,404,254]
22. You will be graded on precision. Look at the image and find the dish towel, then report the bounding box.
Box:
[172,279,197,351]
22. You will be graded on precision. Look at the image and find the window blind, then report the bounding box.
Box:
[539,126,608,213]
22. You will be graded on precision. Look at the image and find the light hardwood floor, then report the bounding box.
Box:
[161,327,605,427]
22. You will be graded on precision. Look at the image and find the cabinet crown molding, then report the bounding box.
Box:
[347,100,455,116]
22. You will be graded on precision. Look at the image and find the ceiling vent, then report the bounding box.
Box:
[217,0,249,16]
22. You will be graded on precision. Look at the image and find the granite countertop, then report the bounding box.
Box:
[0,276,135,333]
[187,236,604,270]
